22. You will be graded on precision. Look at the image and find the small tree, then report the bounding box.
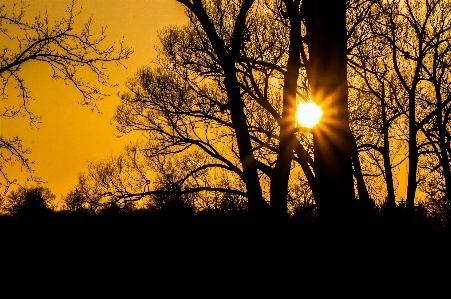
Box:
[2,185,55,217]
[63,187,92,214]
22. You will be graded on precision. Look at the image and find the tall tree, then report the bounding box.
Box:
[102,0,377,224]
[108,0,318,222]
[304,0,358,223]
[350,0,451,220]
[175,0,269,216]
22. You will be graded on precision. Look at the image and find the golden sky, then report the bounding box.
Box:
[0,0,187,198]
[0,0,410,203]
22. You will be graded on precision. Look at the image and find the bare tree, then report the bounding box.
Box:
[110,0,318,222]
[101,0,375,224]
[350,0,451,220]
[349,6,407,213]
[0,0,133,196]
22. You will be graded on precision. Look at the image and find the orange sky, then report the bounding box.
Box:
[0,0,187,198]
[1,0,409,203]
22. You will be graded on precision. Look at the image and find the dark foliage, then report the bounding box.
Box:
[2,185,54,217]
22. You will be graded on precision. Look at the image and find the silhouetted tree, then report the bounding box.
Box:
[65,151,147,213]
[349,1,407,213]
[104,0,375,225]
[0,0,133,197]
[349,0,451,220]
[303,0,358,223]
[70,0,451,228]
[63,187,92,214]
[64,144,245,215]
[113,0,315,223]
[2,185,55,217]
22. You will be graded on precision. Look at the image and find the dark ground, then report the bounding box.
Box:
[0,211,450,297]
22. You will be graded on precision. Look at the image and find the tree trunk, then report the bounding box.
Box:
[304,0,357,224]
[381,86,396,213]
[350,135,372,213]
[406,91,418,219]
[435,87,451,207]
[225,69,269,216]
[270,3,302,227]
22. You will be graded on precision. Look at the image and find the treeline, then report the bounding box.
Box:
[1,184,448,235]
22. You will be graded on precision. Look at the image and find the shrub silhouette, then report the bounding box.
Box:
[3,186,55,217]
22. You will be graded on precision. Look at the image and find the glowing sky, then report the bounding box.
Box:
[0,0,187,198]
[0,0,410,202]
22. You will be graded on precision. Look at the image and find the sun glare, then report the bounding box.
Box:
[296,101,323,128]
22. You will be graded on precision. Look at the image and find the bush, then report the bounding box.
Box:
[2,186,55,217]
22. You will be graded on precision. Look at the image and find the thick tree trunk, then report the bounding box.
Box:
[304,0,357,224]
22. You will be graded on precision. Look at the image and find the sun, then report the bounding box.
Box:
[296,101,323,128]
